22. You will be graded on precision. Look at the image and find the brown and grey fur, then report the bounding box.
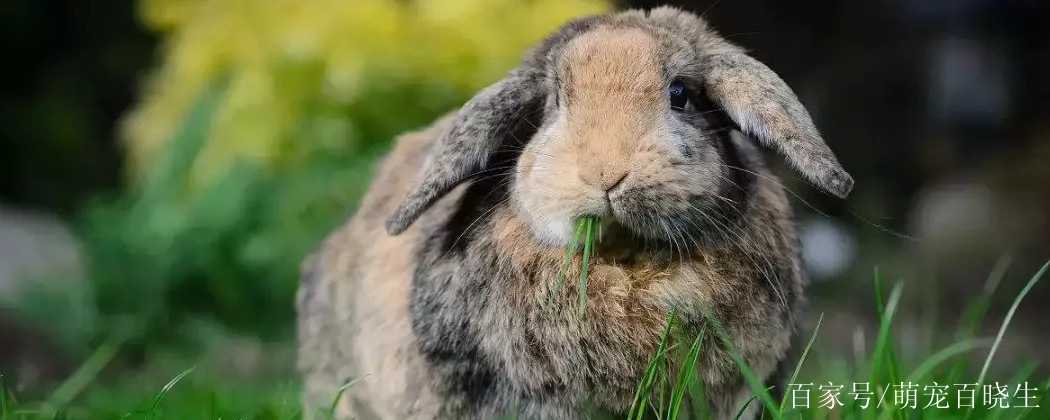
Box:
[297,7,851,420]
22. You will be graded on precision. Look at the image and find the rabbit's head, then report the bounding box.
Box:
[386,7,852,246]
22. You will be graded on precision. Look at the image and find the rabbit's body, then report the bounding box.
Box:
[299,7,851,420]
[299,119,798,420]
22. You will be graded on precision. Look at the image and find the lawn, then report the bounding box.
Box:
[2,262,1045,420]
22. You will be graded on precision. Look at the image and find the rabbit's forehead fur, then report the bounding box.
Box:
[558,28,666,163]
[542,9,726,85]
[559,27,665,108]
[553,24,704,151]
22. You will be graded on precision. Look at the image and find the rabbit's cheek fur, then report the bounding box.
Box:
[606,136,730,241]
[510,118,599,246]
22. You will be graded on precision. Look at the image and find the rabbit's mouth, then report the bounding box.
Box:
[583,216,660,261]
[581,217,701,266]
[593,217,636,254]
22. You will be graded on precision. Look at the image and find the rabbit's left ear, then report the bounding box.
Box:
[699,52,854,198]
[385,69,545,235]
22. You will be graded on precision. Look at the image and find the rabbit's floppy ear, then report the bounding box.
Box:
[384,14,602,235]
[385,69,545,235]
[698,52,853,198]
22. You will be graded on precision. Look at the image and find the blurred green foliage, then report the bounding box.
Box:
[124,0,607,185]
[10,0,608,355]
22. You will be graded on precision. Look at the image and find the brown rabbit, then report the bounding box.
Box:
[297,6,852,420]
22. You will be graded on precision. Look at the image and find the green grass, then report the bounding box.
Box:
[547,215,600,315]
[2,261,1047,419]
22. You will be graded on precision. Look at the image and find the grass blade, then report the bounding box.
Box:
[965,260,1047,420]
[667,327,706,420]
[905,338,991,382]
[146,367,196,419]
[976,261,1048,385]
[958,256,1012,340]
[0,377,8,420]
[325,376,367,419]
[45,338,122,411]
[869,279,903,420]
[578,216,596,316]
[628,311,677,420]
[947,256,1012,385]
[871,271,903,389]
[688,363,711,420]
[733,394,762,420]
[630,354,665,420]
[778,313,823,416]
[654,364,667,420]
[702,309,781,419]
[547,221,586,310]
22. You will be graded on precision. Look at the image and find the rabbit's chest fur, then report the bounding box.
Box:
[408,180,800,418]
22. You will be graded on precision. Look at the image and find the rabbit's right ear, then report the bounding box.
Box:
[697,52,854,198]
[385,69,545,235]
[649,7,852,197]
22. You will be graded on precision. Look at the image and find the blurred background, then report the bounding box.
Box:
[1,0,1048,415]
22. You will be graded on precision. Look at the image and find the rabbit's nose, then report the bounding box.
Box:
[579,166,629,192]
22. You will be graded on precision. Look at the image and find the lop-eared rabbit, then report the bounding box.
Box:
[297,6,852,420]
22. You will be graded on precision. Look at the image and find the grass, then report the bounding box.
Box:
[547,215,601,315]
[1,261,1048,419]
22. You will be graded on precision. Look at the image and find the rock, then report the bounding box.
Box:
[0,204,81,392]
[0,204,83,301]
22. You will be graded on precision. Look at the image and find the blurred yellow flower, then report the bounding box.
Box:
[123,0,609,187]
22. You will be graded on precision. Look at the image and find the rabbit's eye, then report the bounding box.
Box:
[668,81,689,111]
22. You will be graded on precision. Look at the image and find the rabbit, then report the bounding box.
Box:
[297,6,852,420]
